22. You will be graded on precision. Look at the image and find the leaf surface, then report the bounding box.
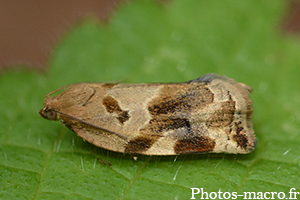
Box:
[1,1,299,199]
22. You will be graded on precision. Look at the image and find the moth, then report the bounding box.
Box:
[39,74,256,155]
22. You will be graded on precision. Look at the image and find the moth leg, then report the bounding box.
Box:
[97,158,112,166]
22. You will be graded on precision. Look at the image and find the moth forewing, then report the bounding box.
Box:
[40,74,256,155]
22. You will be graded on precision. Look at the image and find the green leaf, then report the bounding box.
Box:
[1,0,300,199]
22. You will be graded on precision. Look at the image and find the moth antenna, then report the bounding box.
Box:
[46,83,76,97]
[54,110,128,141]
[47,81,124,98]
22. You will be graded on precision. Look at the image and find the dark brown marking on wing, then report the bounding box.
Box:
[148,84,214,116]
[117,111,129,124]
[124,136,159,154]
[233,121,249,150]
[103,96,121,113]
[146,118,191,133]
[174,136,216,154]
[102,96,130,124]
[206,99,236,127]
[148,98,191,115]
[233,133,248,150]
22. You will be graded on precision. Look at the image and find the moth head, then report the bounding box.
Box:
[39,108,60,121]
[40,94,61,121]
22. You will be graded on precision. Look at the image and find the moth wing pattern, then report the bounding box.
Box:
[41,73,256,155]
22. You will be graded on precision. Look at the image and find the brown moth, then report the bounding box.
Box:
[39,74,256,155]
